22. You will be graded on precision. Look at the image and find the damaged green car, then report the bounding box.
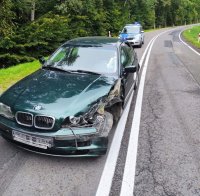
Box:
[0,37,139,157]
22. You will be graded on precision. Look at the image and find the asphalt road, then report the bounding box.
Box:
[0,26,200,196]
[134,27,200,195]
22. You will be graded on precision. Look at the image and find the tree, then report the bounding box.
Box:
[0,0,15,37]
[12,0,58,24]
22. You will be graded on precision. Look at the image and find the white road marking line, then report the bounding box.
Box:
[179,30,200,56]
[120,29,172,196]
[95,36,157,196]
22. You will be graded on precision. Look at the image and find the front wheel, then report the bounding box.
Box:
[111,102,123,123]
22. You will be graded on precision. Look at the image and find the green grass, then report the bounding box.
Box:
[144,26,174,33]
[0,60,40,94]
[182,25,200,48]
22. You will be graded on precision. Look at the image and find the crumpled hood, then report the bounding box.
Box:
[0,69,117,118]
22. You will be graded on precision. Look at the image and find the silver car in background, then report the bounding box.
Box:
[119,24,144,48]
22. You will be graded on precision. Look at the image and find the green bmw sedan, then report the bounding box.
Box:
[0,37,140,157]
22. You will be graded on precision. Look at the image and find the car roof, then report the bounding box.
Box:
[125,24,142,27]
[64,36,121,48]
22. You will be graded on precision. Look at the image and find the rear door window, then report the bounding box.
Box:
[120,45,134,68]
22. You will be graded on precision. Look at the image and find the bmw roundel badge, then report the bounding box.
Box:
[33,105,42,111]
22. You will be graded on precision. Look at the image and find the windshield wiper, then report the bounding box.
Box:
[71,70,101,75]
[42,66,73,73]
[43,67,101,75]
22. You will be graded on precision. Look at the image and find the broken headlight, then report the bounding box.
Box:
[69,116,81,125]
[61,101,105,128]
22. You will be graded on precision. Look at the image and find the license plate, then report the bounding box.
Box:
[12,131,53,149]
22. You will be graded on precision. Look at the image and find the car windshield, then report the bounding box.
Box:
[123,26,140,34]
[45,46,118,74]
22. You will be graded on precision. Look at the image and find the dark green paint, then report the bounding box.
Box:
[65,37,120,47]
[0,69,116,130]
[0,114,108,157]
[0,37,123,156]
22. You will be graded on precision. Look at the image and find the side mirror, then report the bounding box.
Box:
[39,56,46,65]
[141,30,144,33]
[124,66,137,73]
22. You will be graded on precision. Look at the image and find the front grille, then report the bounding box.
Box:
[35,115,55,129]
[16,112,33,127]
[15,112,55,130]
[126,38,133,40]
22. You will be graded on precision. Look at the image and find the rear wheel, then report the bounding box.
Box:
[134,66,140,90]
[134,76,138,90]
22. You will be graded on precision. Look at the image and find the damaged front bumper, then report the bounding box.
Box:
[0,112,113,157]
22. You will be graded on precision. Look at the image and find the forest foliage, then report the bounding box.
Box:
[0,0,200,68]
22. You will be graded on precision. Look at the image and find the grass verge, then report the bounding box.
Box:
[144,28,161,32]
[182,25,200,48]
[0,60,40,94]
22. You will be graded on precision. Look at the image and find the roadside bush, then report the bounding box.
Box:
[0,13,70,68]
[16,13,71,46]
[0,54,35,68]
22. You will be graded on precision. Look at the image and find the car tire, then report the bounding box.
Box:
[134,66,140,90]
[111,102,123,123]
[139,41,142,48]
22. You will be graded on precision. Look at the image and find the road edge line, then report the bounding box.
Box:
[120,29,172,196]
[95,36,156,196]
